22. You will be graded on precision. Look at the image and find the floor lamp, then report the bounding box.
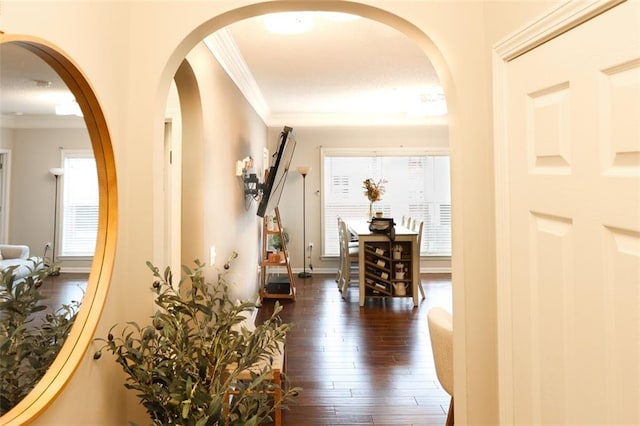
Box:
[297,166,312,278]
[49,167,64,276]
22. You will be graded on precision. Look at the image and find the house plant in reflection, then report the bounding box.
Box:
[0,261,80,414]
[94,258,299,426]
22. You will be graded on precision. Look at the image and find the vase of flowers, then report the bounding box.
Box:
[363,178,386,220]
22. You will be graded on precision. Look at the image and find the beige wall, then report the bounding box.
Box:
[0,128,14,149]
[182,41,268,302]
[1,1,559,425]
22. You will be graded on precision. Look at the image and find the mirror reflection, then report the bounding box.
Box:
[0,42,95,414]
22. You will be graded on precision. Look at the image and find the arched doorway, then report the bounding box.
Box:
[160,1,463,423]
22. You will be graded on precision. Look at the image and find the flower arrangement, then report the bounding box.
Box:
[363,178,386,203]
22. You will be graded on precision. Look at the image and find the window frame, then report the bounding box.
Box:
[320,147,451,258]
[59,149,98,259]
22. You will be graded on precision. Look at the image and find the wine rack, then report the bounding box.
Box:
[363,240,414,299]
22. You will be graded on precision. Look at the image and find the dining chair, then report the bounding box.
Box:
[336,217,358,285]
[336,217,345,286]
[405,216,415,230]
[427,307,454,426]
[338,218,359,297]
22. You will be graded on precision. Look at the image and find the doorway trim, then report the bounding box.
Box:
[0,149,11,243]
[157,0,463,421]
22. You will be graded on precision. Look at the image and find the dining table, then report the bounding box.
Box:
[347,220,420,307]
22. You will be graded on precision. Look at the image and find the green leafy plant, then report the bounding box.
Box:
[94,259,299,426]
[268,229,289,251]
[0,261,80,415]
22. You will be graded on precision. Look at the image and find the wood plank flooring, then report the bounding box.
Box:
[35,272,452,425]
[256,273,452,426]
[28,273,89,324]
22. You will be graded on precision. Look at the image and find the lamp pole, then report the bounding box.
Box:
[49,168,64,276]
[297,166,311,278]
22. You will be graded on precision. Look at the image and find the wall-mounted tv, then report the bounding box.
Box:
[257,126,297,218]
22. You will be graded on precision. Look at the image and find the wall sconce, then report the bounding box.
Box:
[236,156,263,201]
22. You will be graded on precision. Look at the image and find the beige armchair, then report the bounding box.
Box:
[428,307,453,426]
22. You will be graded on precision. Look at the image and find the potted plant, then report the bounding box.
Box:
[94,259,299,425]
[268,229,289,252]
[0,261,80,414]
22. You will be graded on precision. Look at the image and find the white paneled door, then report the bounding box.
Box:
[495,1,640,425]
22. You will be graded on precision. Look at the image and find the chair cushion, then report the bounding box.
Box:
[427,307,453,396]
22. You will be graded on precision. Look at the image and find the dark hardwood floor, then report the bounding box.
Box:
[29,273,89,324]
[40,273,89,307]
[35,272,452,425]
[256,273,452,426]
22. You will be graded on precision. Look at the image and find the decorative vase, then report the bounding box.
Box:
[368,202,374,221]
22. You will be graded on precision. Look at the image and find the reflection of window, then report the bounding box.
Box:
[60,151,98,257]
[321,148,451,257]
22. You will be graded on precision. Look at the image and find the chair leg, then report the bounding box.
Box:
[418,281,426,299]
[337,251,346,290]
[340,265,349,297]
[273,370,282,426]
[446,398,454,426]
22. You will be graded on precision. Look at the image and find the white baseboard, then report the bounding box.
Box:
[420,267,452,274]
[59,267,91,274]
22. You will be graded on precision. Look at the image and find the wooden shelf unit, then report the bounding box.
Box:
[363,240,414,300]
[260,207,296,301]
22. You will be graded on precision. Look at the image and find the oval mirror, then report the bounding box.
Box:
[0,36,117,424]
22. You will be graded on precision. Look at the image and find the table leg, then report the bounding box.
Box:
[359,238,366,307]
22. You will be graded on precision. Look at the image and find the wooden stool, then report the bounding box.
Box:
[224,342,285,425]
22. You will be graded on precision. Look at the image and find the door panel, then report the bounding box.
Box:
[501,1,639,424]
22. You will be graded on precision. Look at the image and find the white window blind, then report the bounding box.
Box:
[60,152,98,257]
[322,149,451,257]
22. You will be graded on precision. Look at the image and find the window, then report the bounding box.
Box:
[322,148,451,257]
[60,151,98,257]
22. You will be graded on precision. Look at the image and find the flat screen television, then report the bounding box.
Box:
[257,126,297,218]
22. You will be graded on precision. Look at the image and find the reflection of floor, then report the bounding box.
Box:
[256,273,453,425]
[33,273,89,324]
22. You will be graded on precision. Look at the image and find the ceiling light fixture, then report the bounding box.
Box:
[264,12,313,35]
[34,79,52,88]
[55,99,83,117]
[405,90,448,117]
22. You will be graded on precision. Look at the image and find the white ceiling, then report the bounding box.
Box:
[0,43,86,128]
[209,12,445,126]
[1,11,445,128]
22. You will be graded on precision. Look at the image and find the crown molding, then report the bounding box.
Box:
[266,112,448,127]
[204,29,270,120]
[494,0,626,61]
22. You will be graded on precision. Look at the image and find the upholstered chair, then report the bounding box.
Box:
[428,307,453,426]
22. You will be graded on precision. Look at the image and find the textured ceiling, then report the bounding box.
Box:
[1,12,445,128]
[0,45,68,112]
[217,12,445,126]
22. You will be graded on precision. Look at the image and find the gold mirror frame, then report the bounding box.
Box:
[0,35,117,425]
